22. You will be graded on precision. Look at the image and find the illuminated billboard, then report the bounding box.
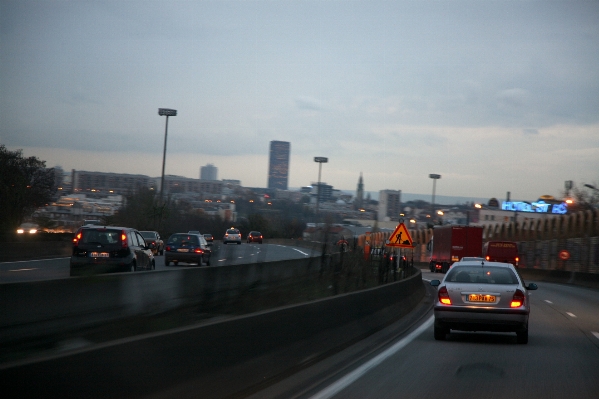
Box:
[501,200,568,214]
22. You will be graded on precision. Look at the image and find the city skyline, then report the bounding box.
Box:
[2,1,598,200]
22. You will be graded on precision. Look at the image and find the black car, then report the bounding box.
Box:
[140,230,164,255]
[70,226,155,276]
[164,233,211,266]
[203,233,214,246]
[247,231,263,244]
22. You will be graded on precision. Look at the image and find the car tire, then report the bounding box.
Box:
[173,261,178,266]
[516,326,528,344]
[237,241,241,245]
[151,260,155,270]
[160,249,164,256]
[434,323,448,341]
[206,258,210,266]
[165,259,170,266]
[130,262,136,272]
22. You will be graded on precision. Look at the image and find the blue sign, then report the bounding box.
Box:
[501,200,568,214]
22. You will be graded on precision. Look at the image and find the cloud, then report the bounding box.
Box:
[295,96,325,111]
[523,128,539,135]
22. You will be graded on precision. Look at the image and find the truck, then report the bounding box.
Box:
[483,241,519,267]
[428,225,483,273]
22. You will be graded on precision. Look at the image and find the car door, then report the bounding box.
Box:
[131,231,148,269]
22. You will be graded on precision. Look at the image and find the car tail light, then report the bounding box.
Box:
[194,248,204,254]
[438,286,452,305]
[121,231,128,249]
[166,245,171,251]
[511,289,525,308]
[485,255,490,261]
[73,231,82,247]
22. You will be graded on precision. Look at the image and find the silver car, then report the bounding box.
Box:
[430,261,538,344]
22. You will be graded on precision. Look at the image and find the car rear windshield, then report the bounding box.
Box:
[227,229,239,234]
[80,228,122,245]
[140,232,155,239]
[168,234,199,245]
[250,232,260,236]
[446,266,519,285]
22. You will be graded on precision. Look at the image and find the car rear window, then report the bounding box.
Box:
[446,266,518,284]
[140,232,155,239]
[80,228,122,245]
[168,234,200,245]
[227,229,239,234]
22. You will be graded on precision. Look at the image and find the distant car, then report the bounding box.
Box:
[70,226,155,276]
[203,233,214,246]
[164,233,211,266]
[430,261,538,344]
[140,231,164,255]
[246,231,263,244]
[223,228,241,245]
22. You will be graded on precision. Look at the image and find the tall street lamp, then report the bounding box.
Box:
[314,157,328,214]
[429,174,441,222]
[158,108,177,200]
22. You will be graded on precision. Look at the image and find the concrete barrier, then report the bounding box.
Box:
[0,269,425,399]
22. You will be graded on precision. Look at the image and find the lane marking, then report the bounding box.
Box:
[566,312,577,318]
[309,316,434,399]
[544,300,553,304]
[291,248,310,256]
[9,268,38,272]
[592,332,599,340]
[0,257,69,264]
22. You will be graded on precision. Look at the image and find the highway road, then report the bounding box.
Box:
[247,270,599,399]
[0,242,318,284]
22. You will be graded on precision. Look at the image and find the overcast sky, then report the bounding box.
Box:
[2,0,598,201]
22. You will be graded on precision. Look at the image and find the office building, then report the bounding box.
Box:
[200,163,218,181]
[378,190,402,222]
[267,141,290,190]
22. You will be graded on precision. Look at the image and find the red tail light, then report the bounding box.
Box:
[166,245,171,251]
[511,289,525,308]
[121,231,128,249]
[73,231,82,247]
[438,286,452,305]
[194,248,204,254]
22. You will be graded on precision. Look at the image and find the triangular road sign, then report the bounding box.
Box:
[386,223,414,247]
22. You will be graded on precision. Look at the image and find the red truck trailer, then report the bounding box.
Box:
[428,225,483,273]
[483,241,519,267]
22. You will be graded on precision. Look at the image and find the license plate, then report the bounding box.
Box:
[90,252,109,258]
[468,294,496,303]
[177,248,189,252]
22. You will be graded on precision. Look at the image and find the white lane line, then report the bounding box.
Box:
[309,316,434,399]
[566,312,577,318]
[291,248,310,256]
[592,332,599,340]
[544,300,553,304]
[9,268,38,272]
[1,257,69,264]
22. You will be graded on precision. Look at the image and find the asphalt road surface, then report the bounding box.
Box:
[0,242,318,284]
[247,270,599,399]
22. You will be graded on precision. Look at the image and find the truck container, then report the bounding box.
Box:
[483,241,519,267]
[428,225,483,273]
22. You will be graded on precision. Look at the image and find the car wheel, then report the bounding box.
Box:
[206,257,210,266]
[159,249,164,256]
[165,258,170,266]
[237,241,241,245]
[151,260,155,270]
[130,262,136,272]
[434,322,447,341]
[173,261,178,266]
[516,326,529,344]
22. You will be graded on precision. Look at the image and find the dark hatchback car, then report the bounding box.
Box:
[70,226,155,276]
[203,233,214,246]
[164,233,211,266]
[140,230,164,255]
[247,231,263,244]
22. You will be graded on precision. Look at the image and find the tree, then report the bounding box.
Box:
[0,145,57,233]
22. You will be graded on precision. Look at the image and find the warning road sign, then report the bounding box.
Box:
[386,223,414,248]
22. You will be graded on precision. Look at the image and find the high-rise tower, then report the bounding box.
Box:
[267,141,290,190]
[355,172,364,209]
[200,163,218,180]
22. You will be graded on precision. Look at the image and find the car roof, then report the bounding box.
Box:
[452,260,514,268]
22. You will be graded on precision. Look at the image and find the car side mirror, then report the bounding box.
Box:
[526,283,538,291]
[430,280,440,287]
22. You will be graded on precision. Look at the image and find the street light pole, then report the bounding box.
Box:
[429,174,441,223]
[314,157,328,215]
[158,108,177,201]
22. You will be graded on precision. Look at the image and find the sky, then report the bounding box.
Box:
[1,0,598,202]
